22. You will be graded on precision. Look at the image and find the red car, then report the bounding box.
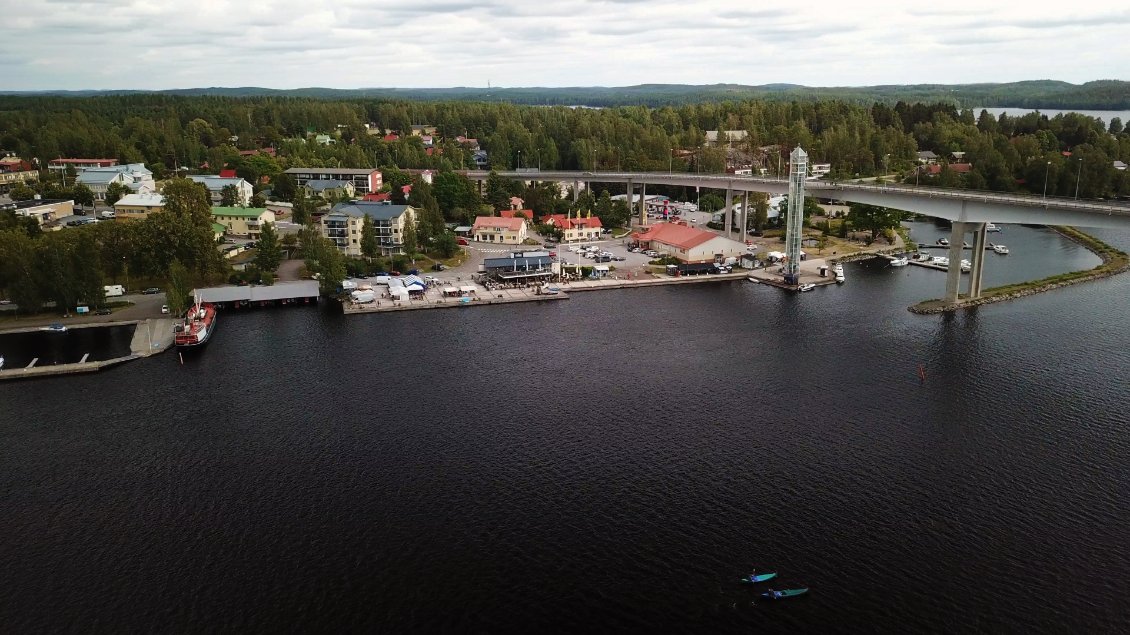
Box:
[456,237,469,246]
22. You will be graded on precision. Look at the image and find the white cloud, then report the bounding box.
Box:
[1,0,1127,90]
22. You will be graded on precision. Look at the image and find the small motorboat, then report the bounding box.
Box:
[993,244,1010,254]
[960,259,972,272]
[889,256,909,267]
[932,256,950,267]
[746,276,761,283]
[41,323,68,333]
[740,572,778,584]
[761,588,809,600]
[798,283,816,292]
[937,238,950,246]
[987,223,1002,232]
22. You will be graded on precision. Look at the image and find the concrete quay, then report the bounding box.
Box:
[0,318,175,381]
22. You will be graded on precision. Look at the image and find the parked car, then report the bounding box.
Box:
[95,308,112,315]
[160,305,169,314]
[456,237,469,246]
[612,256,626,261]
[431,263,447,271]
[142,287,161,295]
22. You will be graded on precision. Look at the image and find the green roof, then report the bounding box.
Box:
[210,206,268,218]
[212,222,226,233]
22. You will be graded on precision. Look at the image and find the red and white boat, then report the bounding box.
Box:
[174,294,217,348]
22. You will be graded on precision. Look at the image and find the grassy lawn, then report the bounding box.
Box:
[611,227,633,238]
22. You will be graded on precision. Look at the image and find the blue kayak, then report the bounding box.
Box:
[761,588,808,599]
[739,572,777,584]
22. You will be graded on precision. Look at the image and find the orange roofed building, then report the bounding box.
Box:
[543,210,603,242]
[472,215,529,244]
[500,209,534,220]
[631,222,747,263]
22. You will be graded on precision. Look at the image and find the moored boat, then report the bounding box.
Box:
[833,263,845,283]
[761,588,808,600]
[987,223,1002,232]
[740,572,777,584]
[798,283,816,292]
[174,295,217,349]
[889,256,909,267]
[937,238,950,246]
[41,323,68,333]
[993,244,1010,254]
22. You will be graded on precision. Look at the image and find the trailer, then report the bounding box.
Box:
[103,284,125,297]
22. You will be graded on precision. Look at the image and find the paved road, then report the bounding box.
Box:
[0,291,168,331]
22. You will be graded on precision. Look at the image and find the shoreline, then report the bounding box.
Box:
[0,318,176,381]
[908,227,1129,315]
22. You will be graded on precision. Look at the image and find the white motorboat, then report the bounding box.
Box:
[937,238,950,246]
[746,276,761,283]
[932,256,950,267]
[960,259,972,272]
[987,223,1002,232]
[798,283,816,292]
[832,264,845,283]
[993,244,1010,254]
[889,256,909,267]
[41,323,68,333]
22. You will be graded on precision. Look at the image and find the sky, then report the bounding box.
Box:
[2,0,1129,91]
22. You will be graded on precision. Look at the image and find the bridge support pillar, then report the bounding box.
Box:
[626,180,633,225]
[969,222,988,298]
[640,182,648,226]
[944,222,968,303]
[742,191,750,237]
[724,188,733,235]
[573,181,579,204]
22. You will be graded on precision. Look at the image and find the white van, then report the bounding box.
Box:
[100,210,116,219]
[103,284,125,297]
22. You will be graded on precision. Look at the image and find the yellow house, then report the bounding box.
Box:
[211,207,276,239]
[113,193,166,220]
[472,216,528,244]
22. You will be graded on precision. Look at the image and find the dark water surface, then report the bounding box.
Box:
[2,225,1129,633]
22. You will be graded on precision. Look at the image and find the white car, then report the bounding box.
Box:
[160,305,169,314]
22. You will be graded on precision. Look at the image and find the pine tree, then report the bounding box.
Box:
[255,222,281,271]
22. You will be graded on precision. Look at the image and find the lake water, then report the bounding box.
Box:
[2,223,1128,632]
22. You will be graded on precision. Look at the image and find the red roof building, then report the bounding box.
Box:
[219,169,237,178]
[543,212,603,242]
[383,134,400,142]
[500,209,534,220]
[631,222,746,263]
[924,163,973,175]
[361,192,392,202]
[238,147,276,157]
[472,215,529,244]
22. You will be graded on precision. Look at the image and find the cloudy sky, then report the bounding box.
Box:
[4,0,1128,90]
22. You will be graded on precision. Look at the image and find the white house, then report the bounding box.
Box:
[188,175,253,206]
[76,163,155,200]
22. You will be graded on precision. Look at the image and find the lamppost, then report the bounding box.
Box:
[517,150,522,171]
[1042,160,1051,199]
[591,149,596,171]
[537,147,541,171]
[669,148,673,173]
[1074,156,1083,200]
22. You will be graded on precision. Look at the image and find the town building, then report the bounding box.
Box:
[472,216,528,244]
[916,151,939,165]
[76,163,155,200]
[320,202,418,257]
[8,198,73,225]
[114,193,166,220]
[499,209,534,220]
[631,222,747,263]
[543,211,603,242]
[188,175,253,206]
[283,167,383,194]
[211,207,275,239]
[48,158,119,173]
[302,179,356,200]
[809,163,832,179]
[410,125,437,136]
[482,252,556,281]
[0,156,39,192]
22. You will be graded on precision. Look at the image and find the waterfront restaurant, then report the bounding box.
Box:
[631,222,746,264]
[483,253,556,281]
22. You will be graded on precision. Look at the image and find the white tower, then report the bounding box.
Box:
[783,146,808,284]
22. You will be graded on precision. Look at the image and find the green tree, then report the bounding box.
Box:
[402,214,418,256]
[848,203,904,241]
[299,226,345,295]
[220,184,239,207]
[432,171,481,220]
[699,193,725,212]
[752,193,769,231]
[165,260,191,317]
[255,222,281,271]
[104,181,130,206]
[9,183,35,201]
[272,173,297,202]
[433,232,458,258]
[72,183,95,208]
[360,214,379,259]
[250,191,266,208]
[571,188,596,214]
[0,229,44,313]
[291,189,312,226]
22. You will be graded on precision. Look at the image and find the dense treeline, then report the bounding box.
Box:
[2,94,1128,202]
[7,80,1130,108]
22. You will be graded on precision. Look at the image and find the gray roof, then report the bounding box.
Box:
[306,179,352,192]
[76,171,120,185]
[483,255,554,269]
[284,167,375,176]
[917,150,938,159]
[196,281,320,303]
[330,201,414,221]
[188,175,248,190]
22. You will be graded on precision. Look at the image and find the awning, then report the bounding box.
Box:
[594,265,610,272]
[443,287,458,294]
[459,286,477,293]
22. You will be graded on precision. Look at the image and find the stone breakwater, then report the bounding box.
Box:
[909,227,1129,315]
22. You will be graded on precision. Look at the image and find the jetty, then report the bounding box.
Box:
[0,319,175,381]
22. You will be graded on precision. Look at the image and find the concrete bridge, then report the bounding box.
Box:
[461,169,1130,303]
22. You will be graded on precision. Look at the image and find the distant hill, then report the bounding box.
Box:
[5,81,1130,109]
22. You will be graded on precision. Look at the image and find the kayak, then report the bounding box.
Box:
[739,573,777,584]
[761,588,808,599]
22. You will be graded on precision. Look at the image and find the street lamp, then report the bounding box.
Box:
[537,148,541,171]
[669,149,673,173]
[1042,161,1051,199]
[517,150,522,171]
